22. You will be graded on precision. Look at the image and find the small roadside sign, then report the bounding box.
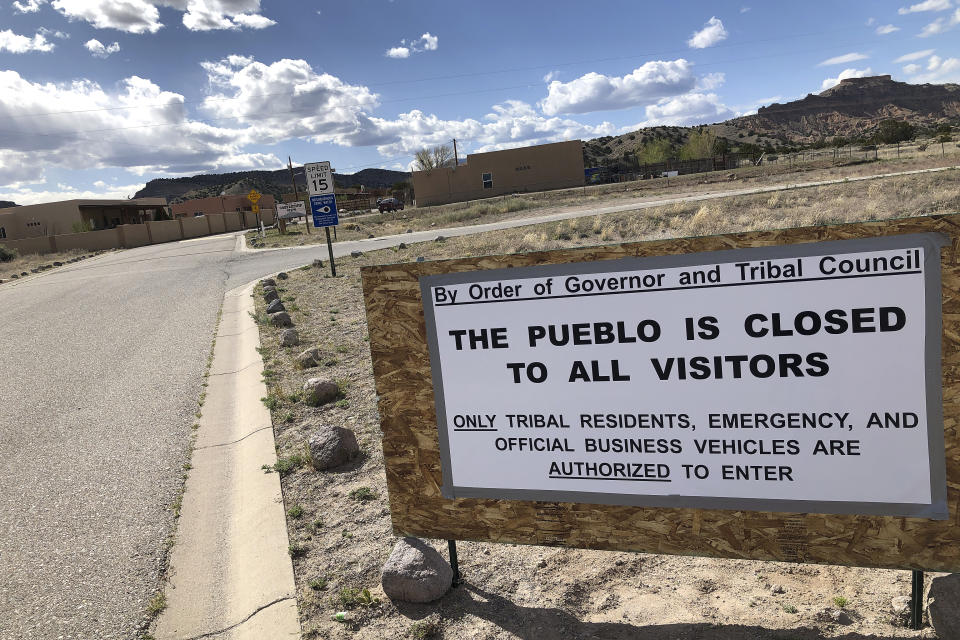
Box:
[309,194,339,228]
[304,162,334,195]
[251,203,260,214]
[276,201,307,219]
[304,160,339,277]
[247,189,261,203]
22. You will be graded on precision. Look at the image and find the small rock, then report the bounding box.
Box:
[279,328,299,347]
[302,377,339,406]
[297,347,322,368]
[929,573,960,638]
[430,222,436,227]
[434,235,446,242]
[891,595,911,615]
[536,559,547,568]
[266,299,285,314]
[277,272,288,280]
[53,261,62,266]
[261,278,276,287]
[263,289,280,304]
[771,584,785,595]
[381,537,452,603]
[406,229,412,233]
[398,243,407,249]
[307,424,359,470]
[269,311,292,327]
[367,233,374,238]
[416,257,425,262]
[20,272,27,276]
[312,259,324,268]
[830,609,852,625]
[351,251,363,258]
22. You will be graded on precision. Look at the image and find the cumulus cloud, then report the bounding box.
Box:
[47,0,274,33]
[903,63,922,74]
[1,183,148,205]
[539,59,697,115]
[0,29,55,53]
[84,38,119,57]
[895,49,935,62]
[384,32,438,58]
[38,26,70,38]
[12,0,46,12]
[821,67,872,90]
[628,92,734,128]
[919,8,960,35]
[695,72,725,90]
[818,52,869,66]
[899,0,951,14]
[910,53,960,82]
[876,24,900,34]
[687,17,728,49]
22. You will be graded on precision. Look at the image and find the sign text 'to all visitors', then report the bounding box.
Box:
[420,234,948,519]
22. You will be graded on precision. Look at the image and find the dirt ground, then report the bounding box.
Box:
[248,152,960,250]
[0,248,102,282]
[252,172,958,639]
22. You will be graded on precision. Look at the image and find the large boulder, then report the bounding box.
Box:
[263,289,280,304]
[297,348,322,368]
[277,271,289,280]
[279,328,299,347]
[261,278,276,287]
[307,425,359,470]
[929,573,960,638]
[269,311,292,327]
[381,538,452,603]
[266,299,285,314]
[302,378,339,406]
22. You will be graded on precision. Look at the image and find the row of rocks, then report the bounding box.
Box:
[258,274,453,606]
[0,252,99,284]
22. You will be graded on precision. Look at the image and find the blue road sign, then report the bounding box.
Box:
[310,193,339,228]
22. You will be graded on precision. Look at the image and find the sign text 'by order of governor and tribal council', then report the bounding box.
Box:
[421,234,949,519]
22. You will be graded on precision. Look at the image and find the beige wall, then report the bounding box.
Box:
[171,194,277,217]
[223,211,242,232]
[207,213,226,234]
[181,216,208,239]
[120,224,150,248]
[54,229,121,252]
[148,220,182,244]
[412,140,585,206]
[0,236,55,255]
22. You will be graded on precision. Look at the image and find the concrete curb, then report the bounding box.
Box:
[153,279,300,640]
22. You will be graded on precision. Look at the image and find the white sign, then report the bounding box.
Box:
[304,161,334,196]
[276,201,307,219]
[421,234,948,519]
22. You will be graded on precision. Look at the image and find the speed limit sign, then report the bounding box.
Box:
[304,161,334,195]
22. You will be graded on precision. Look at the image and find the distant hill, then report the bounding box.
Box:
[134,167,410,204]
[0,201,18,209]
[584,75,960,168]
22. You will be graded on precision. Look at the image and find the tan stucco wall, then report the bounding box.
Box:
[223,212,242,232]
[148,220,182,244]
[54,229,121,252]
[171,194,277,217]
[181,216,208,239]
[120,224,150,248]
[208,213,226,234]
[0,236,54,255]
[412,140,585,206]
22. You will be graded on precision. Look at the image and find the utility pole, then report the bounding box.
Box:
[289,156,310,234]
[452,138,459,167]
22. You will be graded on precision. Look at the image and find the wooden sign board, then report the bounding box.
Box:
[360,214,960,573]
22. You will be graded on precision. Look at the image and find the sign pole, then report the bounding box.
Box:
[325,227,336,277]
[447,540,460,587]
[911,570,924,630]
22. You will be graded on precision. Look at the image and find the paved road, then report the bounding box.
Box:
[1,163,956,639]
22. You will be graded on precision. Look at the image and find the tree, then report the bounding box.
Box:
[635,138,673,164]
[413,144,455,170]
[679,129,716,160]
[876,119,916,145]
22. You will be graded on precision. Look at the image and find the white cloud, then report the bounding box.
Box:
[821,67,873,90]
[695,72,725,90]
[385,32,438,58]
[876,24,900,34]
[542,70,559,83]
[911,54,960,82]
[903,62,922,74]
[918,8,960,35]
[631,92,734,127]
[1,183,148,205]
[818,52,869,66]
[895,48,936,61]
[866,17,876,25]
[12,0,46,12]
[47,0,274,33]
[740,6,750,12]
[899,0,951,14]
[687,17,728,49]
[38,26,70,38]
[92,179,107,187]
[0,29,55,53]
[84,38,119,58]
[539,59,697,115]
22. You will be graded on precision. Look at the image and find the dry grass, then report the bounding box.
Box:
[0,248,99,283]
[250,152,960,250]
[251,167,957,639]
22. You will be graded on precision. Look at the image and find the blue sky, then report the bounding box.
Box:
[1,0,959,204]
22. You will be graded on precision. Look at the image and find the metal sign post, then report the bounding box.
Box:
[247,189,262,237]
[304,161,339,277]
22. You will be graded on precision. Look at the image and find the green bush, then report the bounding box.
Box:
[0,245,17,262]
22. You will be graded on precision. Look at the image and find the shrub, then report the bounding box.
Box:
[0,246,17,262]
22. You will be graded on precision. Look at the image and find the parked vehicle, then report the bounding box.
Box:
[378,197,404,213]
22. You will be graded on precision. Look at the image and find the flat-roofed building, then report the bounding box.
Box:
[0,198,168,240]
[411,140,585,207]
[170,194,276,219]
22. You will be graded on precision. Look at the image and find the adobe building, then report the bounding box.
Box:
[0,198,168,241]
[170,194,276,219]
[411,140,585,207]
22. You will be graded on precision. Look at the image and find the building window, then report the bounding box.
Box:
[0,227,5,239]
[482,172,493,189]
